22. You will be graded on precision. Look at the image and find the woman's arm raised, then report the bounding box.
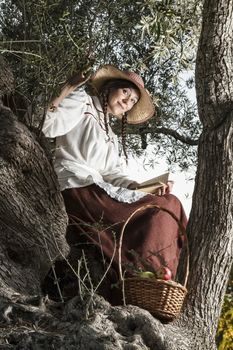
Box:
[48,71,91,112]
[42,88,90,138]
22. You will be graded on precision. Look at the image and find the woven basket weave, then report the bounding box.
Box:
[119,204,189,321]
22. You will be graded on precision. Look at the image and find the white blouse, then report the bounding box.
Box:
[43,87,146,203]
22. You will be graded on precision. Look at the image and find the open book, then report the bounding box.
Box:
[134,172,170,194]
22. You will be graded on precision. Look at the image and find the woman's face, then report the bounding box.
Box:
[107,87,140,118]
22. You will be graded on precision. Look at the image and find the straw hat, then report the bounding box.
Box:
[90,64,155,124]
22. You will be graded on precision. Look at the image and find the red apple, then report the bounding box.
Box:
[156,266,172,281]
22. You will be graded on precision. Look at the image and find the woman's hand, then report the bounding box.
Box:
[48,70,92,112]
[156,181,174,196]
[127,181,140,190]
[67,69,92,87]
[128,180,174,194]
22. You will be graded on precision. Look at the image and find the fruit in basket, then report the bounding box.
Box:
[156,266,172,280]
[137,271,155,278]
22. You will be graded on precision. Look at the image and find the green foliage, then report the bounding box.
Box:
[138,0,202,71]
[0,0,203,168]
[216,266,233,350]
[216,292,233,350]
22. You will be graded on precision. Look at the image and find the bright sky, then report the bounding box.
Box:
[126,155,195,217]
[126,70,197,217]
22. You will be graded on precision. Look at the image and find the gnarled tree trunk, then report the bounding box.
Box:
[0,104,69,298]
[178,0,233,348]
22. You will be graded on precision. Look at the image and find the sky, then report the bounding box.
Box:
[126,70,197,217]
[126,155,195,217]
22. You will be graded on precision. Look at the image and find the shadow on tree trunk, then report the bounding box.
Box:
[0,104,69,299]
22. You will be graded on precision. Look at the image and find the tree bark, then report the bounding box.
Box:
[0,105,69,298]
[178,0,233,348]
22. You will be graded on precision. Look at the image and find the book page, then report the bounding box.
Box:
[137,172,169,188]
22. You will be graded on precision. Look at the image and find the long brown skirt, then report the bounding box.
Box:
[61,185,187,303]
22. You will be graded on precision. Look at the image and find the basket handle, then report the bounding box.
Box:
[118,204,189,288]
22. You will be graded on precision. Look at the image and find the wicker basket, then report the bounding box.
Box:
[119,204,189,321]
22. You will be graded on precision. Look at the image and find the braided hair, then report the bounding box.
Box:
[101,91,109,136]
[121,112,128,161]
[99,79,140,161]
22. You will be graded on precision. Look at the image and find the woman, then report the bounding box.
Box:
[43,65,187,303]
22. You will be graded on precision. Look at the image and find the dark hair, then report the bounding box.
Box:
[100,79,140,162]
[99,78,140,96]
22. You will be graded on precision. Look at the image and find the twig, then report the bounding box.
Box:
[41,230,64,303]
[51,231,91,294]
[0,49,42,58]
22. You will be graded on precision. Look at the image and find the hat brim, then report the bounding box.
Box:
[90,65,155,124]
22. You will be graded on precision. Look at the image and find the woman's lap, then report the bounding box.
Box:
[62,184,187,279]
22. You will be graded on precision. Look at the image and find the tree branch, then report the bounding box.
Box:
[152,127,199,145]
[126,127,199,145]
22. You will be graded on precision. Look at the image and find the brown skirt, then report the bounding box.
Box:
[62,185,187,295]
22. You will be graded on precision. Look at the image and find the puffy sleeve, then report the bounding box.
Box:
[102,169,134,188]
[101,138,135,188]
[42,88,90,138]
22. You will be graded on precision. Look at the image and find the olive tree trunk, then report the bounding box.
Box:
[0,104,69,299]
[178,0,233,348]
